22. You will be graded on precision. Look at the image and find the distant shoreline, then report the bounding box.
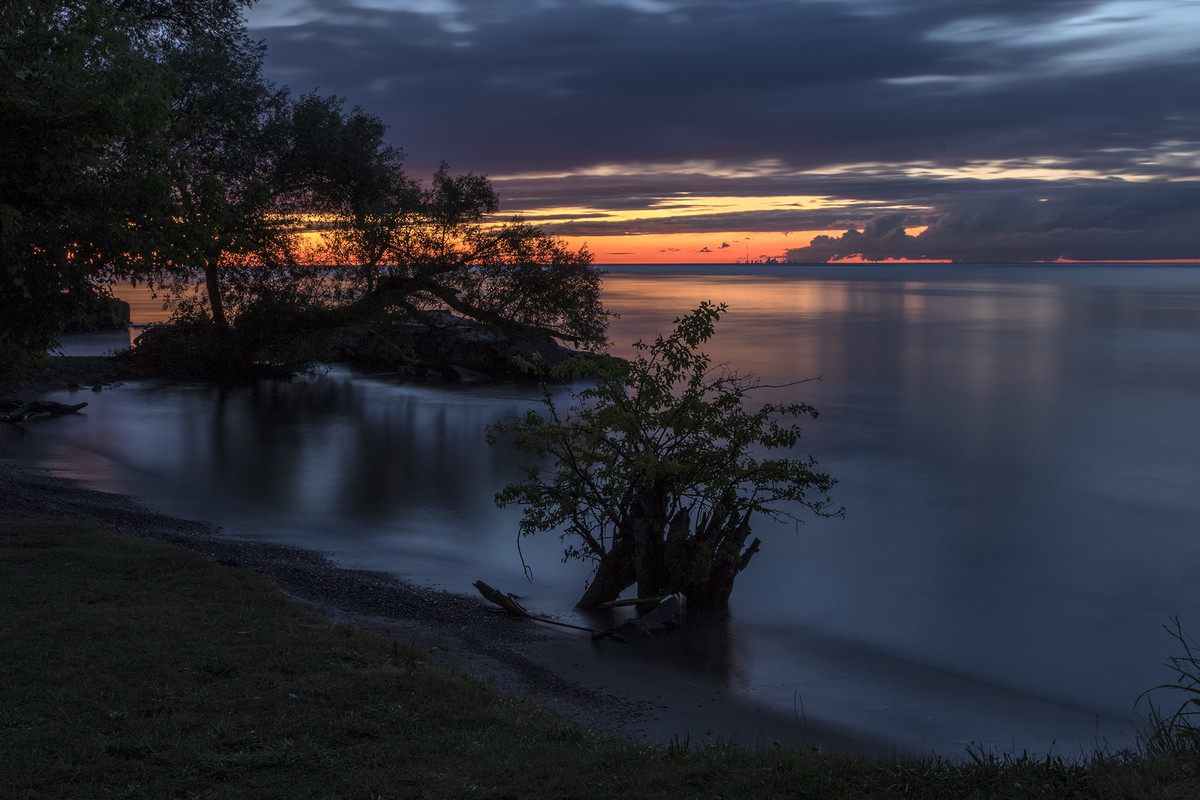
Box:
[590,259,1200,267]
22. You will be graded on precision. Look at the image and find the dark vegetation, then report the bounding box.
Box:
[2,0,607,388]
[492,302,843,614]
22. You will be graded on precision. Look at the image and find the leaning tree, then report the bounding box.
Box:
[490,302,843,613]
[325,158,609,352]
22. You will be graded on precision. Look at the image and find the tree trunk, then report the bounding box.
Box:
[575,536,635,610]
[630,489,671,606]
[204,261,227,328]
[578,498,761,615]
[676,512,758,613]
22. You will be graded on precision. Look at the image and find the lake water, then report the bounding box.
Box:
[8,263,1200,756]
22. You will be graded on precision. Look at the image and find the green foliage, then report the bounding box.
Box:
[125,315,265,381]
[0,0,338,378]
[491,302,842,609]
[0,0,174,381]
[0,0,292,384]
[304,97,421,294]
[285,93,411,223]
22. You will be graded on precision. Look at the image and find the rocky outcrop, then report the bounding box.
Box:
[333,311,612,382]
[118,309,616,384]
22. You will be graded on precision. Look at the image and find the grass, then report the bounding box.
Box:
[1137,618,1200,764]
[3,509,1198,799]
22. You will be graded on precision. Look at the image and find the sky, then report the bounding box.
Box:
[246,0,1200,264]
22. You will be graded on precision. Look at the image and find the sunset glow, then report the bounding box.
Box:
[557,230,848,264]
[494,186,925,263]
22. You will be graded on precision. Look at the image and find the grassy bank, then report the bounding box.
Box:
[2,510,1195,799]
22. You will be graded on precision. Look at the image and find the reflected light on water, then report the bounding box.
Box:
[21,263,1200,755]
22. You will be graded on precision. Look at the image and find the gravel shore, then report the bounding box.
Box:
[0,459,647,737]
[0,457,887,753]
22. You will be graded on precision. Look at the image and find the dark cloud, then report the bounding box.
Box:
[254,0,941,172]
[786,184,1200,262]
[248,0,1200,260]
[252,1,1199,169]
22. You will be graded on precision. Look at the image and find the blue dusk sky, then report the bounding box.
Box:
[246,0,1200,263]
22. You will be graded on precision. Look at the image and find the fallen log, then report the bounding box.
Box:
[472,580,600,635]
[472,580,530,617]
[1,400,88,423]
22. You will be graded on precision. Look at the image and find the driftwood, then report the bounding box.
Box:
[472,580,531,617]
[472,580,599,635]
[472,580,687,643]
[1,400,88,424]
[598,594,673,609]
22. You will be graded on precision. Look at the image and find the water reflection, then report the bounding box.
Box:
[12,264,1200,754]
[606,265,1200,722]
[574,605,747,688]
[4,370,597,600]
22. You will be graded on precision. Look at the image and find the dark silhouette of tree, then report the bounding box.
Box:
[1,0,174,380]
[1,0,263,382]
[326,156,608,351]
[110,0,248,36]
[1,0,608,385]
[147,32,301,329]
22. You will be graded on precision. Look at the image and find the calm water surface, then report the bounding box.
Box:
[9,263,1200,755]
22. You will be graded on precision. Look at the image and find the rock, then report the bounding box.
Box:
[399,313,585,379]
[108,300,132,327]
[606,597,682,641]
[64,298,131,331]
